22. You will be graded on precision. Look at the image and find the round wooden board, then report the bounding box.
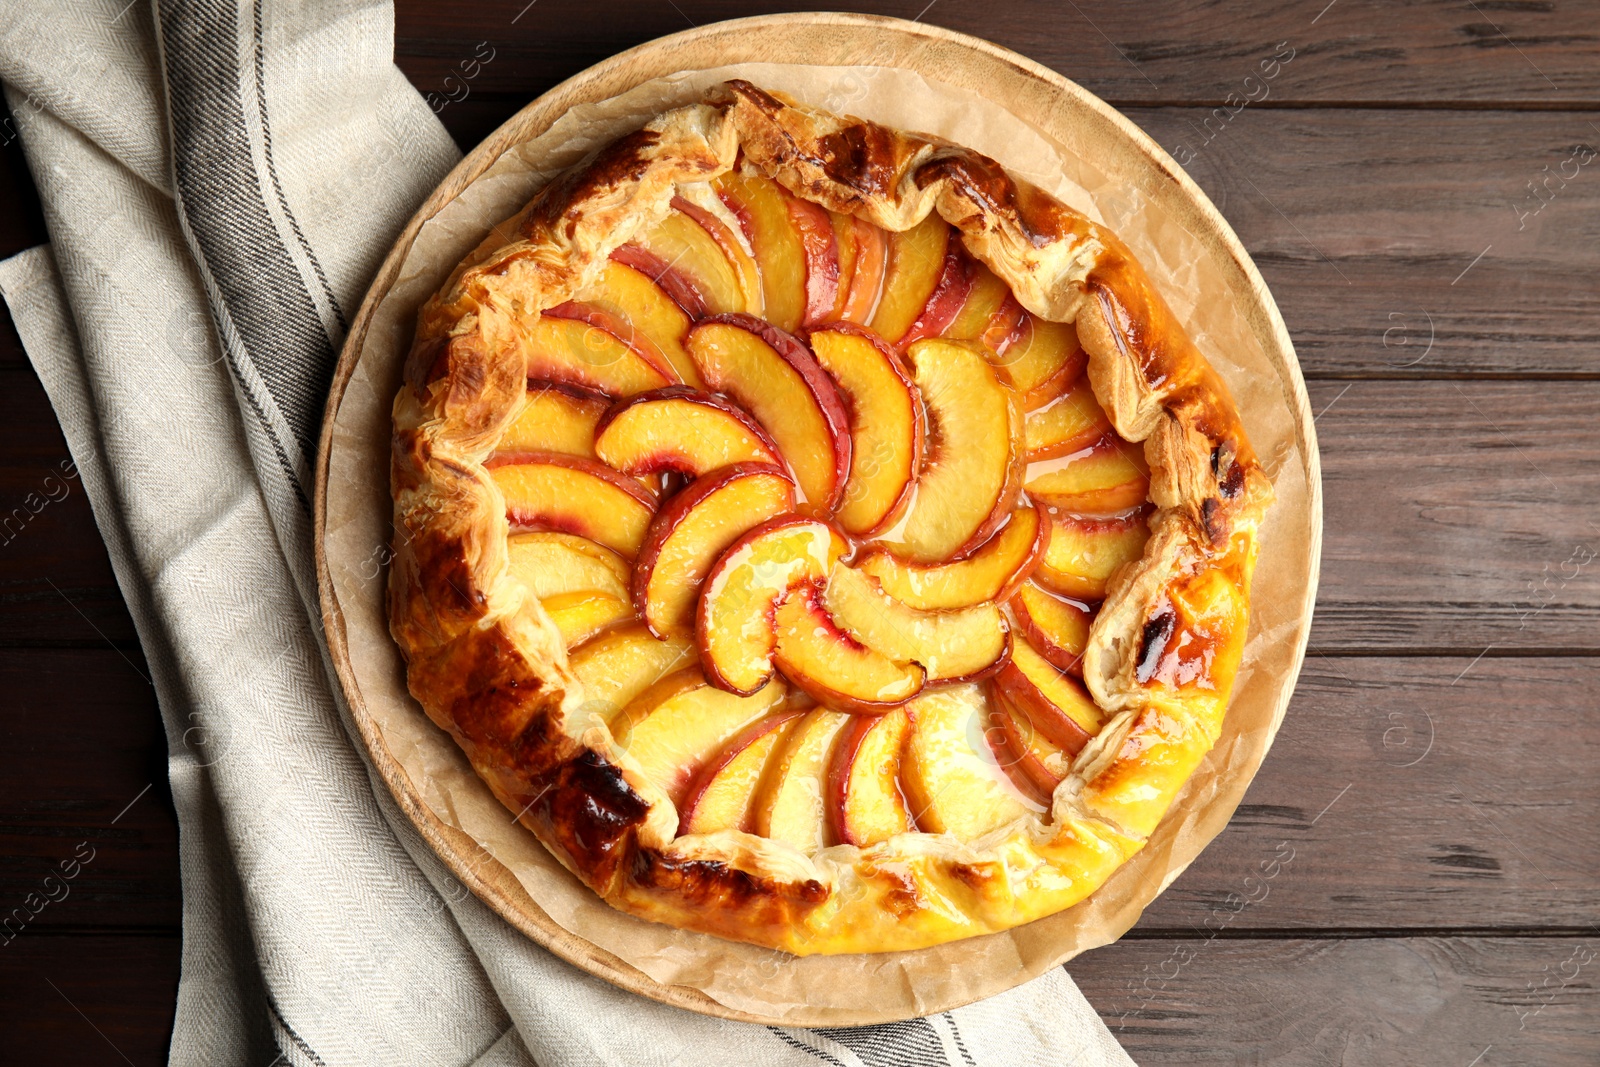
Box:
[314,12,1321,1026]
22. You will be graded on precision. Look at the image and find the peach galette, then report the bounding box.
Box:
[390,82,1274,955]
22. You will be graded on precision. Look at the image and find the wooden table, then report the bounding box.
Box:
[2,2,1596,1061]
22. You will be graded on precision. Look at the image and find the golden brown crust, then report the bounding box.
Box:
[388,81,1273,955]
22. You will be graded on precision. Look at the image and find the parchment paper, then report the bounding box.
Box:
[322,61,1317,1021]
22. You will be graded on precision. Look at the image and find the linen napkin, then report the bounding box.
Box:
[0,1,1137,1064]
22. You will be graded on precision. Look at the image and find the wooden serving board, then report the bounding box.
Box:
[313,12,1320,1024]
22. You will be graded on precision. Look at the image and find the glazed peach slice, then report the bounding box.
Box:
[540,590,632,648]
[1027,434,1151,516]
[608,244,710,320]
[751,706,853,850]
[823,211,858,322]
[686,316,852,512]
[610,668,786,805]
[594,387,780,478]
[523,313,677,397]
[505,531,630,603]
[944,261,1011,342]
[1009,581,1094,676]
[822,564,1011,683]
[827,707,914,847]
[992,314,1086,404]
[715,170,808,332]
[986,689,1070,805]
[787,194,841,326]
[837,215,888,325]
[992,634,1105,756]
[633,464,795,637]
[489,452,657,559]
[630,205,746,314]
[677,710,806,836]
[499,382,609,458]
[897,338,1023,562]
[1025,375,1112,461]
[670,195,763,314]
[1035,505,1152,600]
[697,517,847,696]
[568,623,695,724]
[867,213,949,345]
[900,243,973,346]
[857,505,1043,610]
[808,325,922,536]
[772,585,925,713]
[556,259,703,387]
[902,684,1041,840]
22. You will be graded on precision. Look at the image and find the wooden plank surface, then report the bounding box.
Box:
[0,0,1595,1061]
[0,934,179,1064]
[395,0,1600,106]
[1073,935,1600,1065]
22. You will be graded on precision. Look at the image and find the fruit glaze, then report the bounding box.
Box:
[390,81,1274,955]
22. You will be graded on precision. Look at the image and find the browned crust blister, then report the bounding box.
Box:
[388,81,1274,955]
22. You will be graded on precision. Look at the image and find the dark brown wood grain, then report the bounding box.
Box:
[395,0,1600,106]
[1072,935,1600,1064]
[0,933,179,1064]
[0,0,1595,1059]
[1140,656,1600,931]
[1307,380,1600,652]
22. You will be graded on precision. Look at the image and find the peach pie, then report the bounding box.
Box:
[389,82,1273,955]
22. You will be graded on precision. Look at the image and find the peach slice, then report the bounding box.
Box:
[489,452,658,559]
[868,213,950,344]
[633,464,795,637]
[1025,376,1112,461]
[610,668,786,805]
[541,590,633,648]
[686,316,852,512]
[991,314,1086,403]
[945,262,1012,341]
[897,338,1023,562]
[594,387,780,478]
[986,689,1070,805]
[608,243,709,321]
[499,382,609,458]
[1009,581,1094,676]
[839,216,888,325]
[828,707,913,847]
[669,195,763,313]
[900,243,973,346]
[787,194,840,326]
[697,517,847,696]
[808,325,922,536]
[903,684,1041,840]
[568,623,695,723]
[772,585,926,713]
[630,202,752,314]
[992,635,1105,755]
[678,710,805,836]
[821,564,1011,683]
[523,313,677,397]
[1027,434,1151,516]
[857,505,1044,610]
[715,170,808,332]
[1035,505,1152,600]
[825,211,859,322]
[978,294,1028,357]
[752,706,853,850]
[560,259,703,387]
[505,531,631,603]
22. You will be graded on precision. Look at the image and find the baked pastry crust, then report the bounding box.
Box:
[389,81,1274,955]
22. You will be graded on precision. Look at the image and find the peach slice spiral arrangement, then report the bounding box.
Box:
[390,82,1274,956]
